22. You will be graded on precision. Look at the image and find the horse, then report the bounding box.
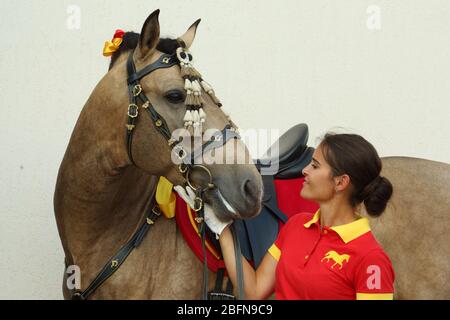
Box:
[371,157,450,299]
[54,10,263,299]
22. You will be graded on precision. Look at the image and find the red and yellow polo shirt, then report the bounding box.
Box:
[268,210,395,300]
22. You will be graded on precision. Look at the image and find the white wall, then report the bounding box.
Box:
[0,0,449,299]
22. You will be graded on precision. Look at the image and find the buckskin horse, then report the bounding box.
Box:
[54,10,450,300]
[54,10,263,299]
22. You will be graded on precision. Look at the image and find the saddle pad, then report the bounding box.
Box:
[274,177,319,218]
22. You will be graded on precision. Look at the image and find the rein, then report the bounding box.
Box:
[69,46,245,300]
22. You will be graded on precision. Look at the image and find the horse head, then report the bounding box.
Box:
[101,10,263,221]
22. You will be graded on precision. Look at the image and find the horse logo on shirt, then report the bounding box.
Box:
[321,251,350,269]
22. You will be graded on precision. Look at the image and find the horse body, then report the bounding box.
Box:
[371,157,450,299]
[55,11,263,299]
[55,155,208,299]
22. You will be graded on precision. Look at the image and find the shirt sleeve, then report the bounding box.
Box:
[354,249,395,300]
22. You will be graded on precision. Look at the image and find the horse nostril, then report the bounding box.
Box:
[242,179,259,202]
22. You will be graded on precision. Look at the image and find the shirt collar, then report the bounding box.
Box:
[303,209,371,244]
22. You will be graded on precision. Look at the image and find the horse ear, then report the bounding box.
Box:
[178,19,201,49]
[137,9,161,59]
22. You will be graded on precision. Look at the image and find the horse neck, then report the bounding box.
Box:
[54,74,158,265]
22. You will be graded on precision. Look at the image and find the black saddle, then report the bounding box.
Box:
[233,123,315,267]
[256,123,314,179]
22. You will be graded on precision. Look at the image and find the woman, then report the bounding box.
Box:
[217,133,395,300]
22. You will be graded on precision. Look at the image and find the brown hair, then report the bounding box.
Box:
[319,133,393,217]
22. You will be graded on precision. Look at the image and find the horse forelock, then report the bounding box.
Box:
[108,32,139,70]
[109,32,181,70]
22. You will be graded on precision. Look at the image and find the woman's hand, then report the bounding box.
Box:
[203,203,232,237]
[174,185,232,237]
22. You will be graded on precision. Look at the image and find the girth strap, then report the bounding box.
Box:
[71,203,161,300]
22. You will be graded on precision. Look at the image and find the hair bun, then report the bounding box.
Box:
[362,176,393,217]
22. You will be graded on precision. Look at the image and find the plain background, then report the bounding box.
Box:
[0,0,449,299]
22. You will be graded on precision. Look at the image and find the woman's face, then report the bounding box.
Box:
[301,145,336,202]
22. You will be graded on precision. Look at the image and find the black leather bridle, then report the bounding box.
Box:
[125,49,241,180]
[70,46,245,300]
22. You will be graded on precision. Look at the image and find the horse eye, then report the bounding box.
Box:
[165,90,185,104]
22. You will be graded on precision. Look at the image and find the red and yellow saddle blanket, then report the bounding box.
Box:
[156,177,319,272]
